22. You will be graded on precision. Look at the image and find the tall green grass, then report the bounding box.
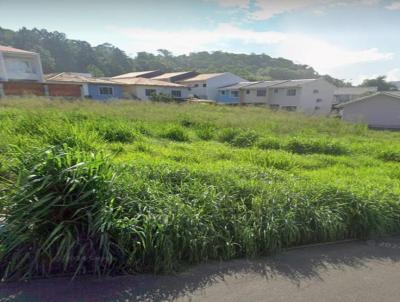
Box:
[0,97,400,280]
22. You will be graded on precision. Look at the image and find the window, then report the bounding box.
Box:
[281,106,297,112]
[313,89,319,94]
[221,90,225,95]
[315,106,321,111]
[171,90,182,98]
[316,98,323,103]
[287,89,297,96]
[194,84,199,88]
[99,86,113,96]
[203,83,207,88]
[145,89,157,97]
[274,88,279,93]
[231,90,239,98]
[256,89,267,97]
[270,104,280,110]
[246,90,250,94]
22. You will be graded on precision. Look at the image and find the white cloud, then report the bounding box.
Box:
[110,24,286,54]
[277,34,393,73]
[387,68,400,81]
[210,0,381,20]
[386,1,400,10]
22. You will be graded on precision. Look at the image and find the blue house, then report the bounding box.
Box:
[217,82,258,104]
[45,72,124,100]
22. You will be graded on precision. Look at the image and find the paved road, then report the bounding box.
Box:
[1,237,400,302]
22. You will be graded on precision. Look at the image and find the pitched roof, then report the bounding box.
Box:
[45,72,120,85]
[112,71,160,79]
[0,45,36,55]
[179,73,226,82]
[337,91,400,108]
[269,79,317,88]
[151,72,194,81]
[245,80,289,89]
[218,82,260,90]
[112,77,186,88]
[334,87,378,95]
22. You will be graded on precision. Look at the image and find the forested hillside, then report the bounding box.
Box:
[0,27,343,84]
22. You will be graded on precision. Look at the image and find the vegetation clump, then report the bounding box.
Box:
[0,98,400,280]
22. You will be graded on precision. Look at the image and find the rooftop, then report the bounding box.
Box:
[151,71,195,81]
[218,82,260,90]
[245,80,289,89]
[334,87,378,95]
[113,77,186,88]
[337,91,400,108]
[0,45,36,55]
[45,72,120,85]
[112,71,160,79]
[179,73,226,82]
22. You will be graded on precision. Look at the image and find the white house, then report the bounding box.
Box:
[178,72,246,100]
[0,45,44,82]
[333,87,377,105]
[241,78,337,115]
[113,77,189,100]
[338,91,400,129]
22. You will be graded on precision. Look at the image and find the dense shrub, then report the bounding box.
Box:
[0,147,121,280]
[218,128,259,147]
[286,138,348,155]
[257,136,282,150]
[378,150,400,162]
[161,125,190,142]
[195,123,216,140]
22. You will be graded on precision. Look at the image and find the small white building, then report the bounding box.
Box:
[241,78,337,115]
[178,72,246,100]
[0,45,44,82]
[338,91,400,129]
[114,77,189,100]
[333,87,377,105]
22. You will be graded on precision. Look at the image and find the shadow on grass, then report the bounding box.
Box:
[1,236,400,302]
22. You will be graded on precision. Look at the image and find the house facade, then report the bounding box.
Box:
[45,73,124,100]
[114,77,189,100]
[241,78,337,115]
[217,82,259,104]
[338,91,400,129]
[0,45,44,82]
[178,72,246,100]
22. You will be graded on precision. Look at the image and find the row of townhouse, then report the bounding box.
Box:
[3,44,395,128]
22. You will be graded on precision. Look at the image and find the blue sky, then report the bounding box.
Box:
[0,0,399,83]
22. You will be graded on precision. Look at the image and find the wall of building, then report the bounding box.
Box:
[88,84,124,100]
[241,87,268,104]
[299,79,336,115]
[123,85,188,100]
[342,94,400,128]
[216,89,240,104]
[1,53,44,82]
[48,84,82,97]
[268,87,301,109]
[3,82,45,96]
[206,74,245,101]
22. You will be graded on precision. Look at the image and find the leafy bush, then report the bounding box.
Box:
[285,138,348,155]
[218,128,259,148]
[161,125,190,142]
[0,147,121,280]
[378,150,400,162]
[195,123,216,140]
[257,137,282,150]
[150,93,176,103]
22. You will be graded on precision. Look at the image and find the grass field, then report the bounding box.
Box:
[0,97,400,280]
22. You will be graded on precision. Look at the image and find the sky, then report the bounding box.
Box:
[0,0,399,84]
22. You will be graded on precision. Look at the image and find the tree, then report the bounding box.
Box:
[360,76,398,91]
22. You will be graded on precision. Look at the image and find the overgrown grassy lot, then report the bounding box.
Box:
[0,98,400,280]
